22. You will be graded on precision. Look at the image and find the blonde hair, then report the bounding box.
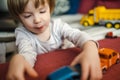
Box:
[7,0,55,21]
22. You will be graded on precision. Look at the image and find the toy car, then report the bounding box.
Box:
[47,64,81,80]
[105,32,118,39]
[99,48,120,73]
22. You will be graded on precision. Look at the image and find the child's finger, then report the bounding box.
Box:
[81,63,89,80]
[6,71,25,80]
[25,63,38,78]
[70,58,79,66]
[90,64,102,80]
[26,68,38,78]
[70,55,81,66]
[14,74,25,80]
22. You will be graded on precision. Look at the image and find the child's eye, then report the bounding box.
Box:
[24,15,31,18]
[40,10,46,13]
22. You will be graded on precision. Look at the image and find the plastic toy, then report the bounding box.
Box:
[80,6,120,29]
[99,48,120,73]
[47,64,81,80]
[105,32,118,39]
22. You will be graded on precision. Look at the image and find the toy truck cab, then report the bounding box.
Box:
[99,48,120,73]
[80,10,94,26]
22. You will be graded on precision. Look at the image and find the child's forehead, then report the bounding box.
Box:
[23,0,47,12]
[26,0,46,8]
[28,0,46,4]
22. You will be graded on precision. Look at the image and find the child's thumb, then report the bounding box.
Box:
[25,65,38,78]
[70,58,79,67]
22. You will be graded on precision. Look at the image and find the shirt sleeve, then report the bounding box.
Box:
[54,19,98,48]
[15,27,37,67]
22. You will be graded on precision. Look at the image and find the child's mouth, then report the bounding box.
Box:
[35,26,44,30]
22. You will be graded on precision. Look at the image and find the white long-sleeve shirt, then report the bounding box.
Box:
[15,19,93,66]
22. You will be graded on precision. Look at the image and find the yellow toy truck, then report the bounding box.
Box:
[80,6,120,29]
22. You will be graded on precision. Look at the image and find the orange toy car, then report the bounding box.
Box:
[99,48,120,73]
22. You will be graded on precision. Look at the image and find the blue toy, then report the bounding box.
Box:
[47,64,81,80]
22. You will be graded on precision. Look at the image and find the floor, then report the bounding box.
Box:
[71,23,120,40]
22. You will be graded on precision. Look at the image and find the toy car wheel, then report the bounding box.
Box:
[116,59,120,64]
[102,68,107,74]
[105,22,113,28]
[72,75,80,80]
[114,23,120,29]
[83,21,89,27]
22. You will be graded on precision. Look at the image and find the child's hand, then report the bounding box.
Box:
[71,41,102,80]
[6,54,38,80]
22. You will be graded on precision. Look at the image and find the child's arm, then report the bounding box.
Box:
[71,40,102,80]
[6,54,38,80]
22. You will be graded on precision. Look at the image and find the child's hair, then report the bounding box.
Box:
[7,0,55,21]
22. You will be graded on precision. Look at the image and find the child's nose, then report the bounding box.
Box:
[34,15,41,24]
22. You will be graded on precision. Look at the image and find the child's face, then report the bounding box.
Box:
[19,0,50,34]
